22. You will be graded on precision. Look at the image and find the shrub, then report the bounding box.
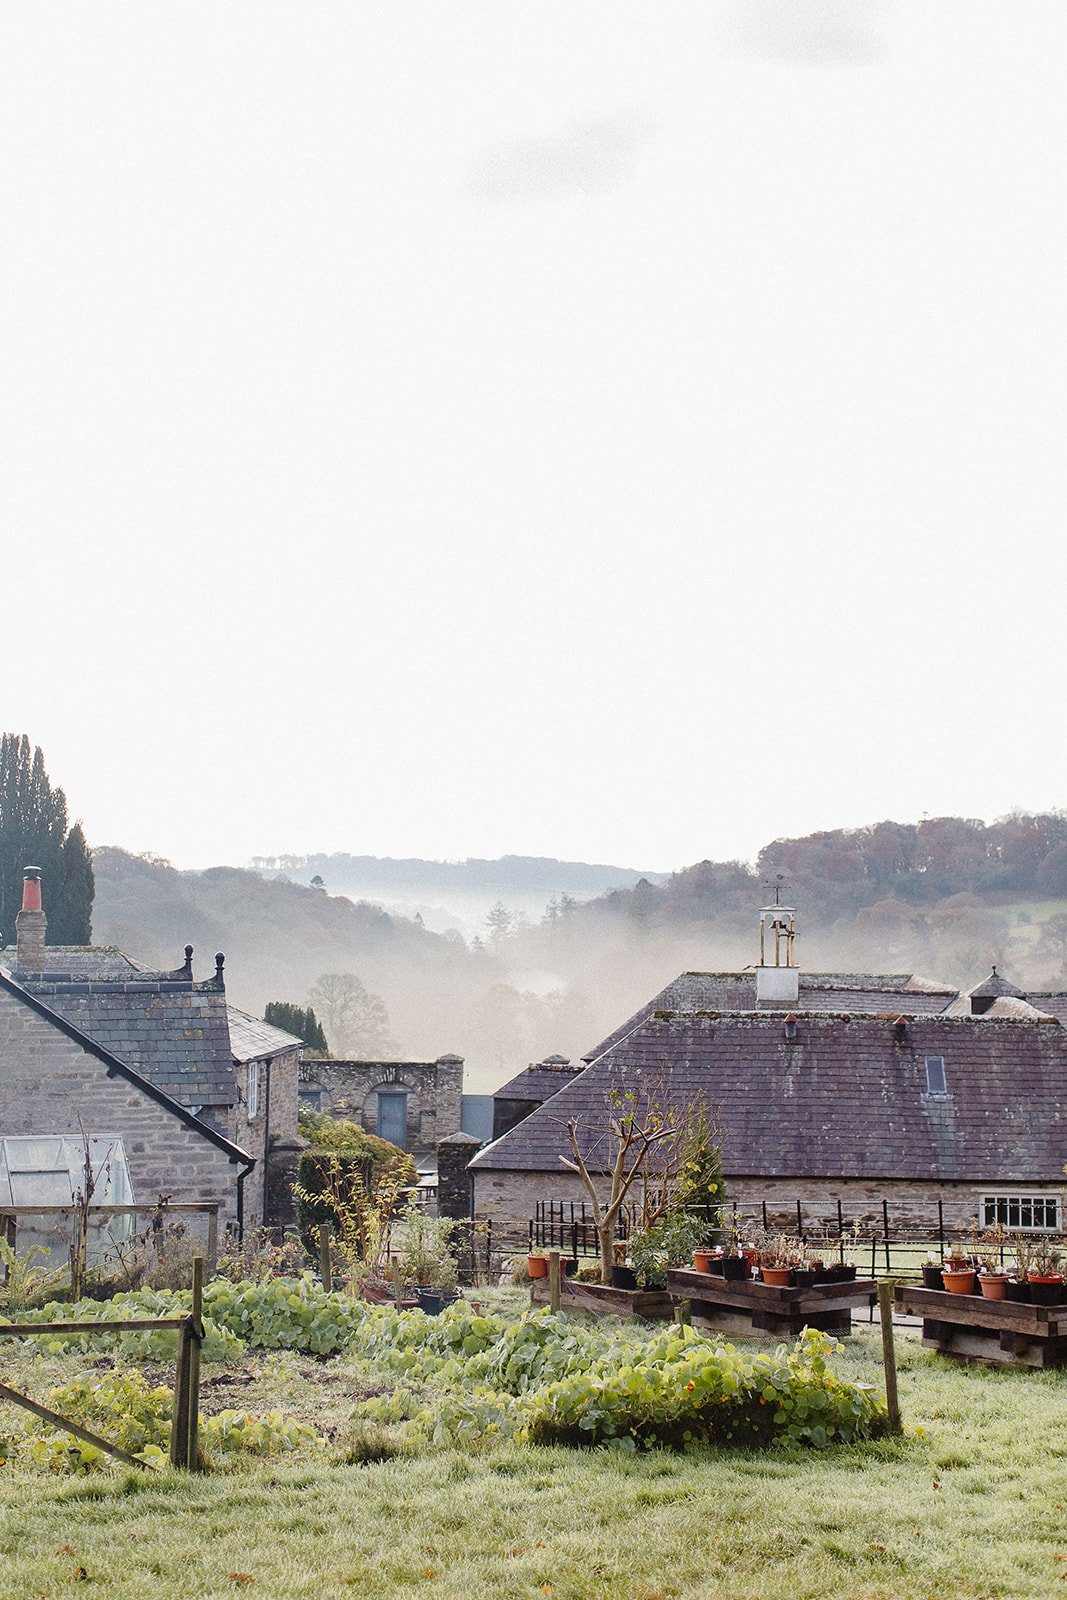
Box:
[294,1114,416,1261]
[526,1326,887,1451]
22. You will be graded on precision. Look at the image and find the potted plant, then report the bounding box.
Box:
[527,1250,549,1279]
[942,1247,977,1295]
[921,1256,945,1291]
[977,1227,1010,1299]
[629,1212,707,1290]
[758,1234,801,1288]
[1026,1237,1064,1306]
[396,1203,460,1313]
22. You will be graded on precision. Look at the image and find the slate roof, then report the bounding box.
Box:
[1030,994,1067,1027]
[0,966,252,1165]
[968,967,1028,1000]
[227,1008,303,1064]
[2,945,144,979]
[12,953,236,1110]
[494,1058,583,1102]
[473,1009,1067,1185]
[582,970,957,1061]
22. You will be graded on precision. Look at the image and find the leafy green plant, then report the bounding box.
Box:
[526,1327,886,1452]
[627,1213,707,1288]
[393,1203,458,1294]
[0,1239,67,1311]
[0,1369,325,1472]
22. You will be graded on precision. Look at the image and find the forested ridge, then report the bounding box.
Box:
[83,813,1067,1090]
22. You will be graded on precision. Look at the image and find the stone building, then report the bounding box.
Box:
[297,1053,464,1164]
[470,904,1067,1246]
[0,866,300,1236]
[0,965,252,1232]
[226,1008,303,1227]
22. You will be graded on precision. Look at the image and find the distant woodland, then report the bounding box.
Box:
[84,813,1067,1092]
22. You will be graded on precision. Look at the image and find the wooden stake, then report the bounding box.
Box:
[674,1298,691,1326]
[185,1256,204,1471]
[391,1259,404,1308]
[548,1249,562,1314]
[877,1280,901,1434]
[318,1224,332,1288]
[206,1208,219,1275]
[170,1322,191,1468]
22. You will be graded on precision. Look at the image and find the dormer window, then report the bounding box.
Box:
[924,1055,949,1097]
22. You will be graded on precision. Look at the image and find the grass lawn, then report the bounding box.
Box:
[0,1303,1065,1600]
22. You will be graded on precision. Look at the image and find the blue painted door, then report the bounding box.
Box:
[377,1091,408,1148]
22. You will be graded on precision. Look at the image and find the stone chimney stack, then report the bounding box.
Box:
[15,866,47,970]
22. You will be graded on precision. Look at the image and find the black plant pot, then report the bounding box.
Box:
[722,1256,749,1282]
[794,1269,814,1289]
[417,1289,447,1316]
[562,1257,579,1278]
[922,1266,945,1291]
[611,1265,639,1291]
[1028,1279,1066,1306]
[1004,1279,1030,1302]
[705,1255,725,1276]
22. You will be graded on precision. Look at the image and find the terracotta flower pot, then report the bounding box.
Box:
[942,1268,977,1295]
[761,1266,794,1287]
[979,1274,1008,1299]
[527,1254,549,1279]
[693,1249,717,1273]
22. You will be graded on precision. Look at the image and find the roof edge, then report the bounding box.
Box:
[0,965,254,1167]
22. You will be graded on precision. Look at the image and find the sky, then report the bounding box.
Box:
[3,3,1065,874]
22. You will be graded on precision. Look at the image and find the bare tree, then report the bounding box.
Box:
[308,973,397,1058]
[558,1087,685,1282]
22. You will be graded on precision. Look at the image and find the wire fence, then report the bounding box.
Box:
[528,1196,1056,1280]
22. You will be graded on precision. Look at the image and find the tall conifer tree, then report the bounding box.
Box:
[0,733,95,946]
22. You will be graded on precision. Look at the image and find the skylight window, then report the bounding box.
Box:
[924,1055,948,1096]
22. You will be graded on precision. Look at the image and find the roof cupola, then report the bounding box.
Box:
[755,890,799,1008]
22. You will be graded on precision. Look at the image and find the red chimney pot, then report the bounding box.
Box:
[21,868,42,913]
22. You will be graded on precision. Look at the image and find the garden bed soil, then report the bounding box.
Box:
[666,1268,877,1338]
[895,1283,1067,1368]
[529,1277,673,1320]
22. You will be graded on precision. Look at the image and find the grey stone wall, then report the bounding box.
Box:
[236,1047,300,1227]
[300,1054,463,1159]
[470,1166,1063,1255]
[436,1132,482,1220]
[0,987,245,1230]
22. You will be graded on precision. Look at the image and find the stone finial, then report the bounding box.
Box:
[214,952,225,986]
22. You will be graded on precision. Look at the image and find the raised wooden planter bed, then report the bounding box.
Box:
[666,1268,877,1338]
[529,1278,673,1320]
[895,1283,1067,1368]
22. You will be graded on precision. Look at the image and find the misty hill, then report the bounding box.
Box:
[249,852,665,893]
[84,815,1067,1095]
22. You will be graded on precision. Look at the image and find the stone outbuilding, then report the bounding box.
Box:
[297,1053,463,1164]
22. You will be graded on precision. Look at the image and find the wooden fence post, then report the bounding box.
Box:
[318,1225,332,1288]
[877,1280,901,1434]
[674,1298,691,1326]
[185,1255,204,1470]
[170,1323,192,1468]
[206,1208,219,1275]
[548,1249,561,1314]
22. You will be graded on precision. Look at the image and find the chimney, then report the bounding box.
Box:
[15,867,47,970]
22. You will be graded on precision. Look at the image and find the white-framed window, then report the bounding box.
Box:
[246,1062,259,1122]
[982,1193,1060,1232]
